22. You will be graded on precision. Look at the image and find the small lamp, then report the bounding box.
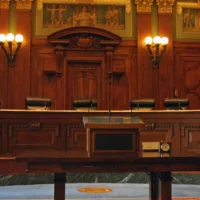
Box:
[0,33,23,67]
[145,36,168,69]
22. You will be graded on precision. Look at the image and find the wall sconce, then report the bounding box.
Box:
[0,33,23,68]
[145,36,168,69]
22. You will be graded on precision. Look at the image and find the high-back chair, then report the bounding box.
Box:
[164,98,189,110]
[130,98,156,111]
[25,97,52,110]
[72,99,97,111]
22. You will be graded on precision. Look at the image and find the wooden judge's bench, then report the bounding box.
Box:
[0,109,200,200]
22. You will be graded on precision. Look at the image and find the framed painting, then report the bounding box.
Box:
[34,0,136,39]
[176,0,200,39]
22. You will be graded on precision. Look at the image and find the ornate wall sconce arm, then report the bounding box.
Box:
[0,33,23,68]
[145,36,168,69]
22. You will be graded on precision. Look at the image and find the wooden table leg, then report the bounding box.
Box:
[54,173,66,200]
[149,172,159,200]
[158,172,172,200]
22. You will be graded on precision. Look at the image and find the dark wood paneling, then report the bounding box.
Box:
[174,42,200,109]
[7,122,61,156]
[1,13,200,109]
[31,43,58,109]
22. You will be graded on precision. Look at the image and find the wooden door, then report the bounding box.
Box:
[66,61,101,109]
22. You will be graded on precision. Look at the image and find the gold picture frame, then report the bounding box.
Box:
[176,0,200,39]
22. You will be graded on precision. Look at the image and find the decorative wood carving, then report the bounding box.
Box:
[48,26,121,51]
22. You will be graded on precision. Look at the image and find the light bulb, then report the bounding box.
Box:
[145,36,152,45]
[15,34,23,43]
[161,37,168,45]
[6,33,15,42]
[0,34,6,42]
[153,36,161,44]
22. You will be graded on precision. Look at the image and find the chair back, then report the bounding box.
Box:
[130,99,155,111]
[73,99,97,111]
[164,98,189,110]
[25,97,52,110]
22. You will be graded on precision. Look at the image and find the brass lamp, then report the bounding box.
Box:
[145,36,168,69]
[0,33,23,67]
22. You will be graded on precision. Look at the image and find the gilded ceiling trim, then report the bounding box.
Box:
[156,0,175,14]
[0,0,9,9]
[37,0,132,13]
[135,0,154,13]
[0,0,33,10]
[15,0,34,10]
[177,0,200,14]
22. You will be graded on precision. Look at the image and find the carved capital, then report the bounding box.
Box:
[0,0,10,9]
[135,0,153,13]
[156,0,175,14]
[15,0,33,10]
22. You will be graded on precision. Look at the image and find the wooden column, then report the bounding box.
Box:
[157,1,175,109]
[135,1,154,100]
[54,173,66,200]
[0,2,9,108]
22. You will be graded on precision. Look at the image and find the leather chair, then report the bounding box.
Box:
[130,98,155,111]
[72,99,97,111]
[164,98,189,110]
[25,97,52,110]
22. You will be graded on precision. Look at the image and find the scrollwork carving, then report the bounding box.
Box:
[67,34,103,50]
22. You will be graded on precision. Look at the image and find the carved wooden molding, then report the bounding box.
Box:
[48,26,121,72]
[48,26,121,51]
[37,0,131,13]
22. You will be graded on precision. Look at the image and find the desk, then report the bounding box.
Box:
[15,156,200,200]
[0,110,200,200]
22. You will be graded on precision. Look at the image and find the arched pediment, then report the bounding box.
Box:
[48,26,121,51]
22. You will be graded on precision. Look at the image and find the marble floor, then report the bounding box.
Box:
[0,183,200,199]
